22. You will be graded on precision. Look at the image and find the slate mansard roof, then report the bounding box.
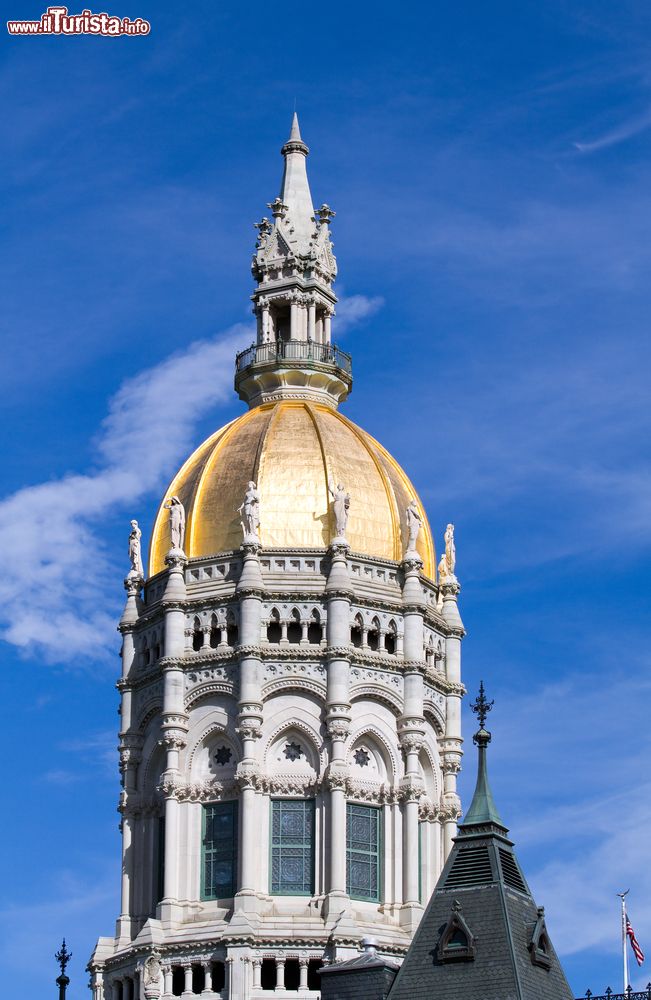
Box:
[388,687,574,1000]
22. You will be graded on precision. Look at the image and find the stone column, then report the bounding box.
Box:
[290,298,299,339]
[275,956,286,991]
[307,299,316,341]
[324,310,332,343]
[399,555,426,931]
[251,958,262,990]
[298,957,309,992]
[439,580,464,860]
[162,966,172,998]
[201,961,212,995]
[182,964,193,997]
[115,574,143,942]
[234,542,265,924]
[260,299,270,343]
[323,541,353,922]
[159,551,189,925]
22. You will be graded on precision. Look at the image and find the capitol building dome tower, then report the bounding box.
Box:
[89,116,465,1000]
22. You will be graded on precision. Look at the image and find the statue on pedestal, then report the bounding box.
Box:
[437,523,458,595]
[328,480,350,539]
[405,499,422,555]
[128,520,144,578]
[445,522,456,575]
[238,481,261,542]
[163,495,186,552]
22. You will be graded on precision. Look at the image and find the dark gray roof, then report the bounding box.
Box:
[389,699,574,1000]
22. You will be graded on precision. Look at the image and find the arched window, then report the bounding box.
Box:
[307,609,321,644]
[209,613,220,649]
[287,608,302,644]
[142,638,151,665]
[385,619,397,655]
[267,608,282,644]
[192,617,203,652]
[368,617,380,652]
[226,610,238,646]
[351,613,363,648]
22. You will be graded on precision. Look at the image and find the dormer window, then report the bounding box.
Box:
[437,901,476,962]
[529,907,552,969]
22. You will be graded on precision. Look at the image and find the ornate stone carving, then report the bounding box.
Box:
[324,761,348,791]
[399,776,425,802]
[143,950,162,1000]
[326,719,350,741]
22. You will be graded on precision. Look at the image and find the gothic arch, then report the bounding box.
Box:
[346,722,398,782]
[188,720,241,778]
[350,684,402,716]
[264,717,325,772]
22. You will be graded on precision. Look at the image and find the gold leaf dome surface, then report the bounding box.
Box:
[149,401,435,578]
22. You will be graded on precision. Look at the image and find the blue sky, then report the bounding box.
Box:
[1,1,650,996]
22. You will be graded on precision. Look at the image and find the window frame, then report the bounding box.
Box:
[269,798,315,897]
[201,799,239,901]
[346,802,382,902]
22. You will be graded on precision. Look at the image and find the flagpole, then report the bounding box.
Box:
[618,890,630,992]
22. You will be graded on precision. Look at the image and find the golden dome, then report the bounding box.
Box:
[149,401,435,578]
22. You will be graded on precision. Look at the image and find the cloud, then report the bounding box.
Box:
[0,297,384,667]
[0,325,251,665]
[574,107,651,152]
[335,294,384,333]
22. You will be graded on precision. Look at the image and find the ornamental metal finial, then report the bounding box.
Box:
[56,939,72,977]
[470,681,494,730]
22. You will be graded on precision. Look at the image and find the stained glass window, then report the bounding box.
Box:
[270,799,314,895]
[202,801,238,900]
[346,803,381,901]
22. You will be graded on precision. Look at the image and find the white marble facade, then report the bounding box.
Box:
[89,546,464,999]
[88,116,465,1000]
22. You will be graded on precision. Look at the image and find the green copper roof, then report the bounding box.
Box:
[461,732,506,829]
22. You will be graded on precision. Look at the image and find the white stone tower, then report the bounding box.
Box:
[89,116,465,1000]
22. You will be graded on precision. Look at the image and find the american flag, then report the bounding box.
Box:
[626,916,645,966]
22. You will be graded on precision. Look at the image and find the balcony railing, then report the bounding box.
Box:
[235,339,352,375]
[581,987,651,1000]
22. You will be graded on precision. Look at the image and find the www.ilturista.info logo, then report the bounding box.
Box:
[7,6,150,35]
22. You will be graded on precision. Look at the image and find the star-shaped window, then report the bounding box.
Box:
[284,742,303,762]
[354,748,371,767]
[214,746,233,766]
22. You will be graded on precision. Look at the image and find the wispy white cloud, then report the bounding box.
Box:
[574,107,651,152]
[0,296,384,667]
[0,325,250,665]
[336,293,384,333]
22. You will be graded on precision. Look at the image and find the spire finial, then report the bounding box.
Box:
[55,939,71,1000]
[56,939,72,977]
[460,682,506,830]
[282,112,309,156]
[470,680,494,735]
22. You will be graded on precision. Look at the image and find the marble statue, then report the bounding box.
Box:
[445,523,456,574]
[328,480,350,538]
[163,495,186,552]
[437,552,450,583]
[405,499,422,554]
[128,520,144,577]
[238,481,261,541]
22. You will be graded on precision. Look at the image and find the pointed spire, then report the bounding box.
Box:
[460,682,507,831]
[278,112,314,243]
[282,111,308,154]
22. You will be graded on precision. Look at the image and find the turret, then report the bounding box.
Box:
[235,114,352,409]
